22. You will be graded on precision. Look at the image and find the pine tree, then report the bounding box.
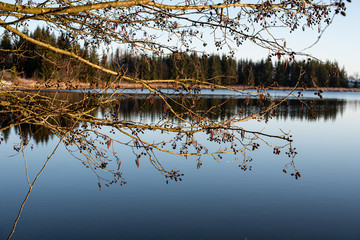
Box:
[263,58,274,86]
[316,63,329,87]
[221,55,237,85]
[237,60,245,85]
[247,65,255,86]
[274,61,287,86]
[200,55,209,81]
[209,54,222,85]
[0,31,13,69]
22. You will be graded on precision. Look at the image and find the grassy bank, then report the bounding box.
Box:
[2,71,360,92]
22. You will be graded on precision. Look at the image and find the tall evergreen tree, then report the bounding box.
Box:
[274,61,287,86]
[0,31,13,70]
[209,54,222,85]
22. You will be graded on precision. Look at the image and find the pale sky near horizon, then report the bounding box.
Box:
[231,1,360,77]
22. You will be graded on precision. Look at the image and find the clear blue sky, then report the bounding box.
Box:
[232,1,360,77]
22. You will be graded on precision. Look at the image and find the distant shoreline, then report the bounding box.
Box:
[2,76,360,92]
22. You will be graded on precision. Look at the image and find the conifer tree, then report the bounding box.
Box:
[209,54,222,85]
[274,61,287,86]
[0,31,13,70]
[247,65,255,87]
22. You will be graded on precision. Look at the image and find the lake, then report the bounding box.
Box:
[1,90,360,240]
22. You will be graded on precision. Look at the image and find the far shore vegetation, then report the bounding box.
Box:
[1,27,349,89]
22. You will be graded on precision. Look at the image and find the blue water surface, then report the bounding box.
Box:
[1,91,360,240]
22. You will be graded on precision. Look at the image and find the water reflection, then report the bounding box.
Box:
[111,96,349,123]
[1,92,354,145]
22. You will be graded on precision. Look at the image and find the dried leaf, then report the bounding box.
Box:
[106,139,112,149]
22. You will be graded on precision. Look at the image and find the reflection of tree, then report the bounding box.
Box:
[270,99,347,122]
[2,95,348,148]
[1,90,303,181]
[57,93,348,126]
[2,91,348,175]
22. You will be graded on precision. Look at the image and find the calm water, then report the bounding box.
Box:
[1,91,360,240]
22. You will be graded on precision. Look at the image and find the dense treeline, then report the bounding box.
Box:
[237,58,348,88]
[0,27,348,88]
[0,27,105,83]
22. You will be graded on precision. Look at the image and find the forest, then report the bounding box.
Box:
[0,27,348,88]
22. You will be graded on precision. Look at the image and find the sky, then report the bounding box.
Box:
[152,0,360,77]
[231,1,360,77]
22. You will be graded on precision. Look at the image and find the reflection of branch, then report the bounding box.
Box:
[7,138,63,240]
[20,126,31,187]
